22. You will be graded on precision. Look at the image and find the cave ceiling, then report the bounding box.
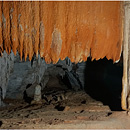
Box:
[0,1,123,63]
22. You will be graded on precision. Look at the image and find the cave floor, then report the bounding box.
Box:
[0,90,130,129]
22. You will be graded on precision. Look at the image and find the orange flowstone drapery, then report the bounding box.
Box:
[0,1,123,63]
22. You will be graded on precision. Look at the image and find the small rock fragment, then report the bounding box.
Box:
[63,106,70,112]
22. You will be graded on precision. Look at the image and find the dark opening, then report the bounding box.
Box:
[84,57,123,111]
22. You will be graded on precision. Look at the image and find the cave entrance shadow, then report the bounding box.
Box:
[84,57,123,111]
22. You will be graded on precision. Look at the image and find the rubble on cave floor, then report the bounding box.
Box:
[0,86,113,129]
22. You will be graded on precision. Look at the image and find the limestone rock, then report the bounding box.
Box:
[34,85,42,102]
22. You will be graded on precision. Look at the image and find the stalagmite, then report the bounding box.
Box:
[31,85,42,104]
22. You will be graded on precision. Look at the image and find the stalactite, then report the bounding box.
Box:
[32,2,40,58]
[0,3,3,55]
[10,2,18,56]
[17,1,24,60]
[27,2,33,61]
[2,2,11,54]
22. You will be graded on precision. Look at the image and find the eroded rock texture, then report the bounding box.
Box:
[0,51,14,106]
[0,1,123,63]
[5,56,83,101]
[6,54,47,99]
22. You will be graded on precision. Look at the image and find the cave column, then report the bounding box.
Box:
[122,2,130,110]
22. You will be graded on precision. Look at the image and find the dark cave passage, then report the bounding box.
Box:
[84,57,123,111]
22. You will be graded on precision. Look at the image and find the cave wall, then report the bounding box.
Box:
[5,55,87,100]
[6,54,47,99]
[0,51,14,106]
[5,55,74,99]
[0,49,82,104]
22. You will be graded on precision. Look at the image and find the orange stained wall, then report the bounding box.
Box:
[0,1,123,63]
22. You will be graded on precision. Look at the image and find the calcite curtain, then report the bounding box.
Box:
[0,1,123,63]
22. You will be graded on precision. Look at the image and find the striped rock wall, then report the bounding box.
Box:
[0,1,123,63]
